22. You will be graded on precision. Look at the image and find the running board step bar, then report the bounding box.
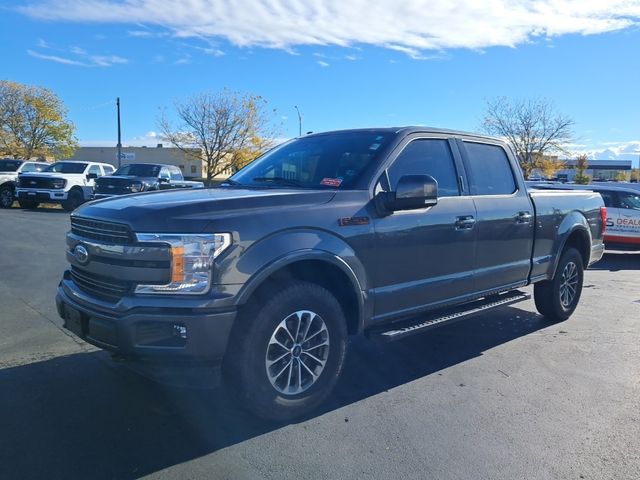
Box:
[367,290,531,343]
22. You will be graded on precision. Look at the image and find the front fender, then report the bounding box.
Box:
[218,228,370,333]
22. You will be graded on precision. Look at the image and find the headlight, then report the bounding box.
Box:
[133,233,232,295]
[129,182,143,192]
[52,179,66,189]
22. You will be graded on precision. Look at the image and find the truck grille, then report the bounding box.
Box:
[70,266,132,301]
[71,217,132,244]
[95,178,133,195]
[19,176,56,189]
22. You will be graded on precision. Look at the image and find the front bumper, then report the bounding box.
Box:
[16,189,68,202]
[56,277,237,370]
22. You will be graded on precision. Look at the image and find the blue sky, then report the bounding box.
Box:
[2,1,639,165]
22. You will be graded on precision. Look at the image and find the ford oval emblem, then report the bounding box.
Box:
[73,244,90,265]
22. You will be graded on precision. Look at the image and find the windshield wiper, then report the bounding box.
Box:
[220,178,242,187]
[252,177,304,187]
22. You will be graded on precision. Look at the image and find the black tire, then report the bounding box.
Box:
[0,186,14,209]
[62,190,84,211]
[534,247,584,322]
[18,200,39,209]
[225,281,348,422]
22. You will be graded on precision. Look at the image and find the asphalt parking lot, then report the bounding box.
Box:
[1,206,639,480]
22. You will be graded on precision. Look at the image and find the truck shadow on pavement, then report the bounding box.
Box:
[0,306,550,480]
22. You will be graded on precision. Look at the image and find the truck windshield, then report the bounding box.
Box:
[230,131,394,189]
[114,164,161,177]
[0,160,22,172]
[44,162,88,174]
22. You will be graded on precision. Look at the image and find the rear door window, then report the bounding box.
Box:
[463,142,516,195]
[388,139,459,197]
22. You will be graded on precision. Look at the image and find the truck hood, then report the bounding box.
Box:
[0,172,17,183]
[96,175,156,184]
[75,187,338,232]
[20,172,84,179]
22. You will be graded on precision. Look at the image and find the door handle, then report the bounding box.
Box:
[455,215,476,230]
[516,211,532,223]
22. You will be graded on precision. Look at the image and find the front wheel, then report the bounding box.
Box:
[534,247,584,322]
[62,190,84,211]
[0,186,15,208]
[225,281,348,422]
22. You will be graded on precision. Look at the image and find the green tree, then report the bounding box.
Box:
[573,154,591,185]
[481,97,574,178]
[158,89,279,185]
[0,80,77,159]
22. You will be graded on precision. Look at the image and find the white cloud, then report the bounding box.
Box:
[316,60,329,67]
[28,42,128,67]
[572,141,640,165]
[27,49,88,66]
[17,1,640,56]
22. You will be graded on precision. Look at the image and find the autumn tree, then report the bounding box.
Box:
[158,89,278,185]
[614,171,629,182]
[0,80,77,159]
[481,97,574,177]
[533,153,566,180]
[573,154,591,185]
[631,168,639,183]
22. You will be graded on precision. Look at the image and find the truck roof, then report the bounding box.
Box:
[304,126,501,142]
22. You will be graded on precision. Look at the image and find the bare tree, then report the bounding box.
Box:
[158,89,278,185]
[481,97,574,177]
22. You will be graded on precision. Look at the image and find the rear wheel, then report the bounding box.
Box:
[0,186,14,208]
[534,247,584,322]
[18,200,39,209]
[62,190,84,211]
[225,281,348,422]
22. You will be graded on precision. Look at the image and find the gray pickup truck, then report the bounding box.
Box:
[93,163,204,199]
[56,127,606,421]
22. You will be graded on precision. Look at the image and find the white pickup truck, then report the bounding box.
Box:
[0,159,49,208]
[16,161,115,211]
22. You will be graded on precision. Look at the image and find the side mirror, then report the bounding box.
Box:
[158,177,170,183]
[86,173,98,180]
[376,175,438,213]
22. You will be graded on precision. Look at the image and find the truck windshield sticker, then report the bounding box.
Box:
[320,177,343,187]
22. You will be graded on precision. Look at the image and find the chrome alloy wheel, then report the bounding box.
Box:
[559,261,579,308]
[265,310,330,395]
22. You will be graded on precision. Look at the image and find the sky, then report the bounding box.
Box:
[1,0,639,165]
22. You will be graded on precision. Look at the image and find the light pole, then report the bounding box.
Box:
[294,105,302,137]
[116,97,122,168]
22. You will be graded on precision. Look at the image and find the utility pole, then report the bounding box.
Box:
[294,105,302,137]
[116,97,122,168]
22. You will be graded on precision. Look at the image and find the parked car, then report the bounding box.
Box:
[15,161,115,211]
[0,159,49,208]
[56,127,605,421]
[93,163,204,199]
[531,182,640,250]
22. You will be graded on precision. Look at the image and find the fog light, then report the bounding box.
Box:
[173,323,187,339]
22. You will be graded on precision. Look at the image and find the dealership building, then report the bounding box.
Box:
[555,159,633,182]
[67,146,234,180]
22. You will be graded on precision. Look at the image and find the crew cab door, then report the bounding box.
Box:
[372,136,477,320]
[457,140,534,293]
